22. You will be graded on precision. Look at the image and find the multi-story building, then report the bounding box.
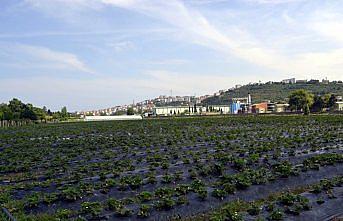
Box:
[281,78,296,84]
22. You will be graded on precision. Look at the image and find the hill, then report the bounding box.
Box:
[202,82,343,105]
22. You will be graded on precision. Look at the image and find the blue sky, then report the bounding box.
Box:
[0,0,342,111]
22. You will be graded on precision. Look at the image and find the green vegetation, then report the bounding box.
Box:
[0,115,342,220]
[0,98,70,122]
[202,82,343,105]
[288,89,314,113]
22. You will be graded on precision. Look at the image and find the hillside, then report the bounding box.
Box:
[202,82,343,105]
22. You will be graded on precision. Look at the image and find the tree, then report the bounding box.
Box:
[21,104,37,120]
[127,107,134,115]
[61,106,68,118]
[33,107,47,120]
[288,90,314,113]
[328,94,337,109]
[0,104,13,120]
[304,104,310,115]
[8,98,25,119]
[311,95,324,112]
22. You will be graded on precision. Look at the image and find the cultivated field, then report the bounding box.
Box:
[0,115,343,220]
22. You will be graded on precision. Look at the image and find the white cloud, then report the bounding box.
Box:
[244,0,305,4]
[13,0,343,81]
[309,10,343,44]
[108,41,135,52]
[0,43,94,74]
[147,59,189,65]
[101,0,290,72]
[294,49,343,79]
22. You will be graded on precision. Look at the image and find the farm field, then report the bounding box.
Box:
[0,115,343,221]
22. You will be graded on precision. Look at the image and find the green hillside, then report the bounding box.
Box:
[202,82,343,105]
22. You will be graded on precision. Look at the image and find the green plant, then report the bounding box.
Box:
[268,209,284,220]
[81,201,102,217]
[137,204,151,218]
[212,189,226,200]
[154,197,176,210]
[61,186,81,202]
[55,209,73,219]
[247,202,261,215]
[138,191,153,202]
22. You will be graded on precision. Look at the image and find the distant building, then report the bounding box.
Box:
[252,102,268,113]
[336,102,343,111]
[210,105,231,114]
[153,105,231,116]
[230,102,241,114]
[281,78,296,84]
[322,79,330,84]
[231,94,252,113]
[308,79,320,84]
[251,102,276,113]
[267,102,276,112]
[275,103,290,113]
[84,115,142,121]
[296,79,307,84]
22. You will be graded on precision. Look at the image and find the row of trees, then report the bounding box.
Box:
[0,98,69,121]
[288,90,338,114]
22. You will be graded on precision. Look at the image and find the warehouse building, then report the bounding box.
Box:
[84,115,142,121]
[336,101,343,111]
[152,105,230,116]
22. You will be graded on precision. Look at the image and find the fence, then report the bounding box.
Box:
[0,207,17,221]
[0,120,35,128]
[0,120,53,128]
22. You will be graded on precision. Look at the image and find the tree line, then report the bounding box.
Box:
[0,98,69,121]
[288,90,338,115]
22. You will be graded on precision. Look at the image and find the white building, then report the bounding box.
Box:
[84,115,142,121]
[281,78,296,84]
[153,106,192,116]
[336,101,343,111]
[153,105,231,116]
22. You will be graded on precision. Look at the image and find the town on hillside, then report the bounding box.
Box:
[77,78,343,120]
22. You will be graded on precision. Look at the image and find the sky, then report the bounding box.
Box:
[0,0,342,111]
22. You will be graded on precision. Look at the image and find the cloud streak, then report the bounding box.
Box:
[0,43,94,74]
[101,0,289,71]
